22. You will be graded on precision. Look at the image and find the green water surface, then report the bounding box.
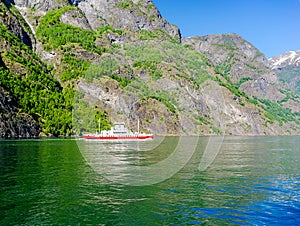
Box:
[0,136,299,225]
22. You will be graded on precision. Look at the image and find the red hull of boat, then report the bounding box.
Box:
[83,135,153,140]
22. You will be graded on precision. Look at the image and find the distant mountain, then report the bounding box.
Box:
[269,50,300,69]
[269,51,300,93]
[1,0,300,137]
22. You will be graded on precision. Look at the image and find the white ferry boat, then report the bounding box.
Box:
[83,121,153,141]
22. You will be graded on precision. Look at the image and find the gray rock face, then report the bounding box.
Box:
[0,0,34,48]
[183,34,268,67]
[8,0,181,41]
[6,0,69,11]
[182,34,283,101]
[60,8,92,30]
[75,0,180,40]
[0,88,41,138]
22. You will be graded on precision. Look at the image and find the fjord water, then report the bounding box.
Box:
[1,136,299,225]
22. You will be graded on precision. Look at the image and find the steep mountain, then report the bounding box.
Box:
[183,34,300,122]
[1,0,300,138]
[269,50,300,94]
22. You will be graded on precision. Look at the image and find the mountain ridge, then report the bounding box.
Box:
[6,0,181,41]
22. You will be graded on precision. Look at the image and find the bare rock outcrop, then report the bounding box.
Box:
[0,88,41,138]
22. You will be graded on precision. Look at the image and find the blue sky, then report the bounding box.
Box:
[152,0,300,58]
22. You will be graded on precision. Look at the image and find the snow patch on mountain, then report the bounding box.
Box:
[269,50,300,69]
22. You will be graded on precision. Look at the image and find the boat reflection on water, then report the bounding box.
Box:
[77,136,200,186]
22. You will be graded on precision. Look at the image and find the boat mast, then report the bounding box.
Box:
[137,118,140,134]
[98,118,101,134]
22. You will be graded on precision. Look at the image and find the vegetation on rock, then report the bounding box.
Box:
[0,22,72,136]
[1,1,300,137]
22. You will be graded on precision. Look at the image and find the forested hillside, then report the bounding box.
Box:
[0,1,72,136]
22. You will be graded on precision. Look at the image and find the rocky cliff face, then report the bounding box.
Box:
[5,0,68,12]
[76,0,180,40]
[0,0,35,48]
[182,34,285,101]
[182,34,300,130]
[7,0,181,41]
[183,34,269,67]
[0,87,40,138]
